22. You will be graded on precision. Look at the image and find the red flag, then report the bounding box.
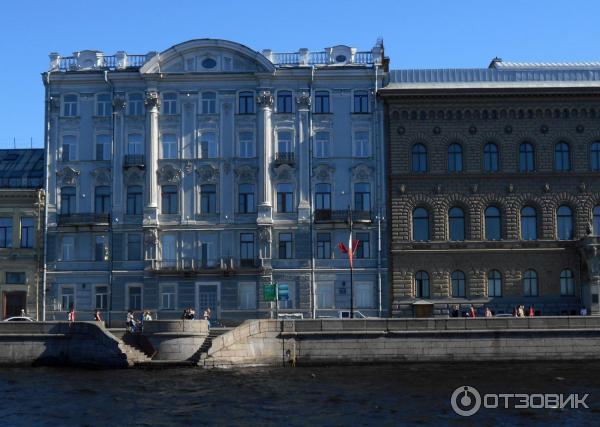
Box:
[338,233,360,268]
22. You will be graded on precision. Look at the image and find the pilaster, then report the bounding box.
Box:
[257,90,273,225]
[144,91,159,225]
[296,91,311,224]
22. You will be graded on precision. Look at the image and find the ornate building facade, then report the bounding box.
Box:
[381,60,600,317]
[43,39,388,322]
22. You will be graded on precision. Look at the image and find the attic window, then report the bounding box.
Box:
[202,58,217,69]
[335,55,347,63]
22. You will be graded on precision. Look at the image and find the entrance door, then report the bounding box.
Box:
[3,291,27,319]
[197,283,220,319]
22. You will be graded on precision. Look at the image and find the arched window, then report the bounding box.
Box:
[487,270,502,297]
[560,269,574,296]
[557,205,573,240]
[519,142,535,172]
[523,270,538,296]
[448,143,463,172]
[451,270,466,298]
[412,208,429,241]
[554,142,571,171]
[591,142,600,171]
[415,271,430,298]
[521,206,537,240]
[485,206,501,240]
[411,144,427,172]
[593,205,600,236]
[483,143,499,172]
[449,207,465,241]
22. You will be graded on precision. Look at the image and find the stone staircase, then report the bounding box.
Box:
[194,327,231,365]
[108,328,153,365]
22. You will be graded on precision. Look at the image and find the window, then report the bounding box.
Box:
[240,233,254,264]
[201,92,216,114]
[162,93,177,115]
[483,142,499,172]
[160,234,176,264]
[594,205,600,236]
[94,286,108,310]
[451,270,466,298]
[485,207,501,241]
[555,142,571,171]
[160,284,176,310]
[411,144,427,173]
[413,208,429,241]
[353,131,370,157]
[238,184,255,213]
[316,233,331,259]
[61,135,76,161]
[161,185,178,214]
[95,135,111,160]
[519,142,535,172]
[448,143,463,172]
[521,206,538,240]
[127,233,142,261]
[127,134,143,155]
[60,287,75,311]
[199,132,217,158]
[316,283,334,309]
[161,134,177,159]
[355,232,370,259]
[94,186,111,214]
[560,269,575,296]
[128,286,142,310]
[94,236,108,261]
[20,217,34,248]
[354,183,371,212]
[354,90,369,113]
[277,183,294,213]
[557,205,573,240]
[592,142,600,171]
[61,236,75,261]
[6,272,25,284]
[314,91,330,113]
[278,233,292,259]
[355,283,374,308]
[238,283,257,309]
[488,270,502,297]
[277,131,293,155]
[60,187,76,215]
[415,271,430,298]
[63,94,78,116]
[277,91,292,113]
[239,131,255,158]
[239,91,254,114]
[127,93,144,116]
[314,132,330,158]
[97,94,111,116]
[277,283,293,309]
[449,207,465,241]
[315,183,331,210]
[126,186,143,215]
[523,270,538,297]
[200,184,217,214]
[0,218,12,248]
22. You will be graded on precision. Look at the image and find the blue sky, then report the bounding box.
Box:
[1,0,598,148]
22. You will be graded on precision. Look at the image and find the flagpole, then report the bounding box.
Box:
[349,206,354,319]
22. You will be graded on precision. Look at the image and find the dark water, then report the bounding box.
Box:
[1,362,599,426]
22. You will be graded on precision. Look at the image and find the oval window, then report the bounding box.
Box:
[201,58,217,69]
[335,55,347,63]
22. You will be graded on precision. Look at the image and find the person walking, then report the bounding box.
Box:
[484,307,492,317]
[518,305,525,318]
[68,306,75,322]
[468,305,476,318]
[204,307,212,327]
[94,309,102,322]
[126,310,136,332]
[528,306,535,317]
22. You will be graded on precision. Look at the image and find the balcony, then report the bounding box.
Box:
[274,152,295,165]
[151,257,225,274]
[314,210,372,223]
[58,213,110,226]
[123,154,145,168]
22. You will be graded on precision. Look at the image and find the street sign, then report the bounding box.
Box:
[263,283,276,302]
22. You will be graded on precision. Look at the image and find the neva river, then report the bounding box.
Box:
[1,362,599,426]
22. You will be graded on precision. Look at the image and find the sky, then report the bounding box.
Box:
[0,0,599,149]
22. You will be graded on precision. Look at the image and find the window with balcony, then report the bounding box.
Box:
[483,142,499,172]
[201,92,217,114]
[94,286,108,310]
[94,186,111,215]
[61,236,75,261]
[555,142,571,171]
[411,144,427,173]
[238,91,254,114]
[449,207,465,241]
[127,93,144,116]
[240,233,254,265]
[448,143,463,172]
[451,270,466,297]
[238,131,255,158]
[314,132,330,158]
[161,134,177,159]
[560,269,574,296]
[200,184,217,214]
[354,183,370,212]
[161,185,178,214]
[592,142,600,171]
[60,187,76,215]
[316,233,331,259]
[127,233,142,261]
[128,286,142,310]
[94,235,108,261]
[355,232,370,259]
[353,90,369,113]
[278,233,293,259]
[20,217,34,248]
[126,186,143,215]
[277,131,293,160]
[519,142,535,172]
[557,205,573,240]
[95,135,111,161]
[61,135,76,161]
[485,206,501,241]
[412,208,429,241]
[521,206,538,240]
[277,183,294,213]
[162,93,177,115]
[238,184,255,213]
[415,271,430,298]
[0,218,12,248]
[353,131,370,157]
[127,134,143,155]
[96,94,111,116]
[60,286,74,311]
[488,270,502,297]
[238,282,257,310]
[523,270,538,297]
[160,284,176,310]
[63,94,78,117]
[198,132,217,158]
[314,91,330,113]
[277,91,292,113]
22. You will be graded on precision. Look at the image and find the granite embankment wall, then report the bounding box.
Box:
[205,317,600,367]
[0,322,129,368]
[143,320,208,361]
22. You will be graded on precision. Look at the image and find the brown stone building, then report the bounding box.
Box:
[380,60,600,317]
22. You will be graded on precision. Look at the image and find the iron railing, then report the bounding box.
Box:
[123,154,145,168]
[274,152,295,164]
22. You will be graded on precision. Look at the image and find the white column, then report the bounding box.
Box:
[144,91,159,224]
[296,91,311,223]
[257,90,273,225]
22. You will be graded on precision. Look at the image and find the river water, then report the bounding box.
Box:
[1,362,599,426]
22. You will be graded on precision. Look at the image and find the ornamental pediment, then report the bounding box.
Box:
[271,163,296,182]
[350,163,374,181]
[90,167,112,185]
[157,164,182,184]
[57,166,80,185]
[313,164,336,182]
[234,164,258,183]
[196,164,220,183]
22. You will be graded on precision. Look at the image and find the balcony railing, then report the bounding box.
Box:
[274,152,295,165]
[151,257,224,273]
[314,209,372,223]
[58,213,110,225]
[123,154,145,168]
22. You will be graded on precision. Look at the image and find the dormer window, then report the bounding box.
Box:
[335,55,347,63]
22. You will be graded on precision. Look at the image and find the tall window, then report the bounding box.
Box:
[448,143,463,172]
[277,91,292,113]
[160,285,176,310]
[94,235,108,261]
[411,144,427,173]
[240,233,254,264]
[314,132,330,158]
[127,134,143,155]
[354,90,368,113]
[315,183,331,210]
[523,270,538,297]
[162,93,177,115]
[415,271,430,298]
[521,206,537,240]
[127,233,142,261]
[238,184,255,213]
[557,205,573,240]
[127,93,144,116]
[413,208,430,241]
[128,286,142,310]
[277,131,293,154]
[354,183,371,212]
[61,135,76,161]
[126,186,143,215]
[355,232,370,259]
[201,92,216,114]
[278,233,293,259]
[449,207,465,241]
[161,185,178,214]
[560,269,575,296]
[61,287,75,310]
[239,91,254,114]
[239,131,255,157]
[488,270,502,297]
[160,235,176,264]
[316,283,334,309]
[353,131,370,157]
[96,94,111,116]
[94,186,111,214]
[451,270,466,297]
[519,142,535,172]
[483,142,499,172]
[199,132,217,158]
[161,134,177,159]
[200,184,217,214]
[20,217,34,248]
[485,206,501,241]
[277,183,294,213]
[61,236,75,261]
[592,142,600,171]
[60,187,76,215]
[238,283,257,309]
[63,94,78,117]
[0,218,12,248]
[314,91,330,113]
[355,283,374,309]
[593,205,600,235]
[95,135,111,160]
[555,142,571,171]
[316,233,331,259]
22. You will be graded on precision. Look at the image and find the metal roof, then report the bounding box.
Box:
[0,149,44,189]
